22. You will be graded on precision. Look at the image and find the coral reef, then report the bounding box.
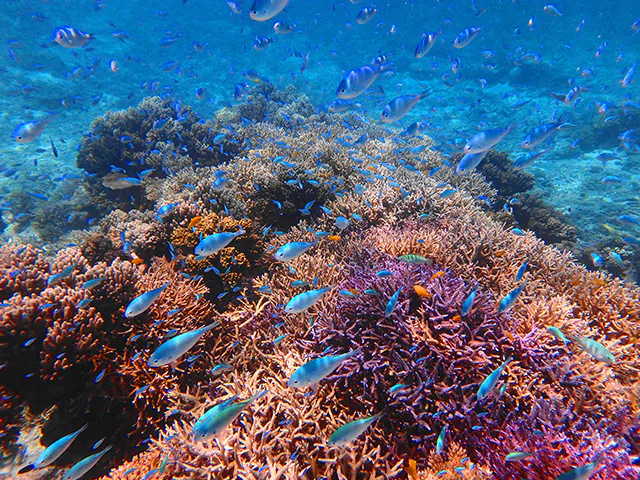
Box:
[75,96,240,212]
[2,87,638,480]
[512,193,577,248]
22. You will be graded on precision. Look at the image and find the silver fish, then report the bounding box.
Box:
[414,31,440,58]
[456,150,489,175]
[250,0,289,21]
[287,349,359,389]
[148,322,218,367]
[464,123,516,154]
[336,63,392,99]
[380,91,431,123]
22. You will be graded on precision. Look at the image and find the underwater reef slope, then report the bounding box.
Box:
[1,88,638,480]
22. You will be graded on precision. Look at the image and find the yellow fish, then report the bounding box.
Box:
[431,271,445,280]
[413,285,431,298]
[404,459,418,480]
[188,216,203,228]
[328,235,341,241]
[602,223,620,235]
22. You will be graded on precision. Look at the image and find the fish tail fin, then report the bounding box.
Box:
[17,464,35,474]
[371,412,386,424]
[247,389,268,404]
[343,348,361,360]
[99,445,113,456]
[202,321,220,334]
[418,88,433,99]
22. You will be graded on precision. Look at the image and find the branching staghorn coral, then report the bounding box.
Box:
[3,86,639,479]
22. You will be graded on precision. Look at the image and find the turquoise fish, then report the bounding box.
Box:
[436,425,447,454]
[477,357,512,400]
[547,326,569,345]
[568,335,615,365]
[385,287,403,317]
[287,349,359,390]
[192,390,266,441]
[63,445,111,480]
[33,424,88,469]
[461,286,478,317]
[505,451,535,462]
[555,452,604,480]
[497,282,526,313]
[148,323,217,367]
[124,282,170,318]
[194,229,244,257]
[328,413,384,447]
[274,240,317,262]
[284,286,333,313]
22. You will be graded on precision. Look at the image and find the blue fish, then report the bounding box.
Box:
[335,216,350,230]
[497,282,526,313]
[461,286,478,317]
[210,363,232,377]
[33,424,88,469]
[287,349,359,390]
[385,287,403,318]
[515,261,528,281]
[147,322,218,367]
[285,286,333,313]
[62,445,111,480]
[195,229,244,257]
[192,390,267,441]
[47,264,76,287]
[274,240,317,262]
[81,278,104,290]
[124,282,170,318]
[477,357,512,400]
[376,270,393,278]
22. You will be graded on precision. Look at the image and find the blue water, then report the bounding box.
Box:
[1,1,640,477]
[1,0,640,259]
